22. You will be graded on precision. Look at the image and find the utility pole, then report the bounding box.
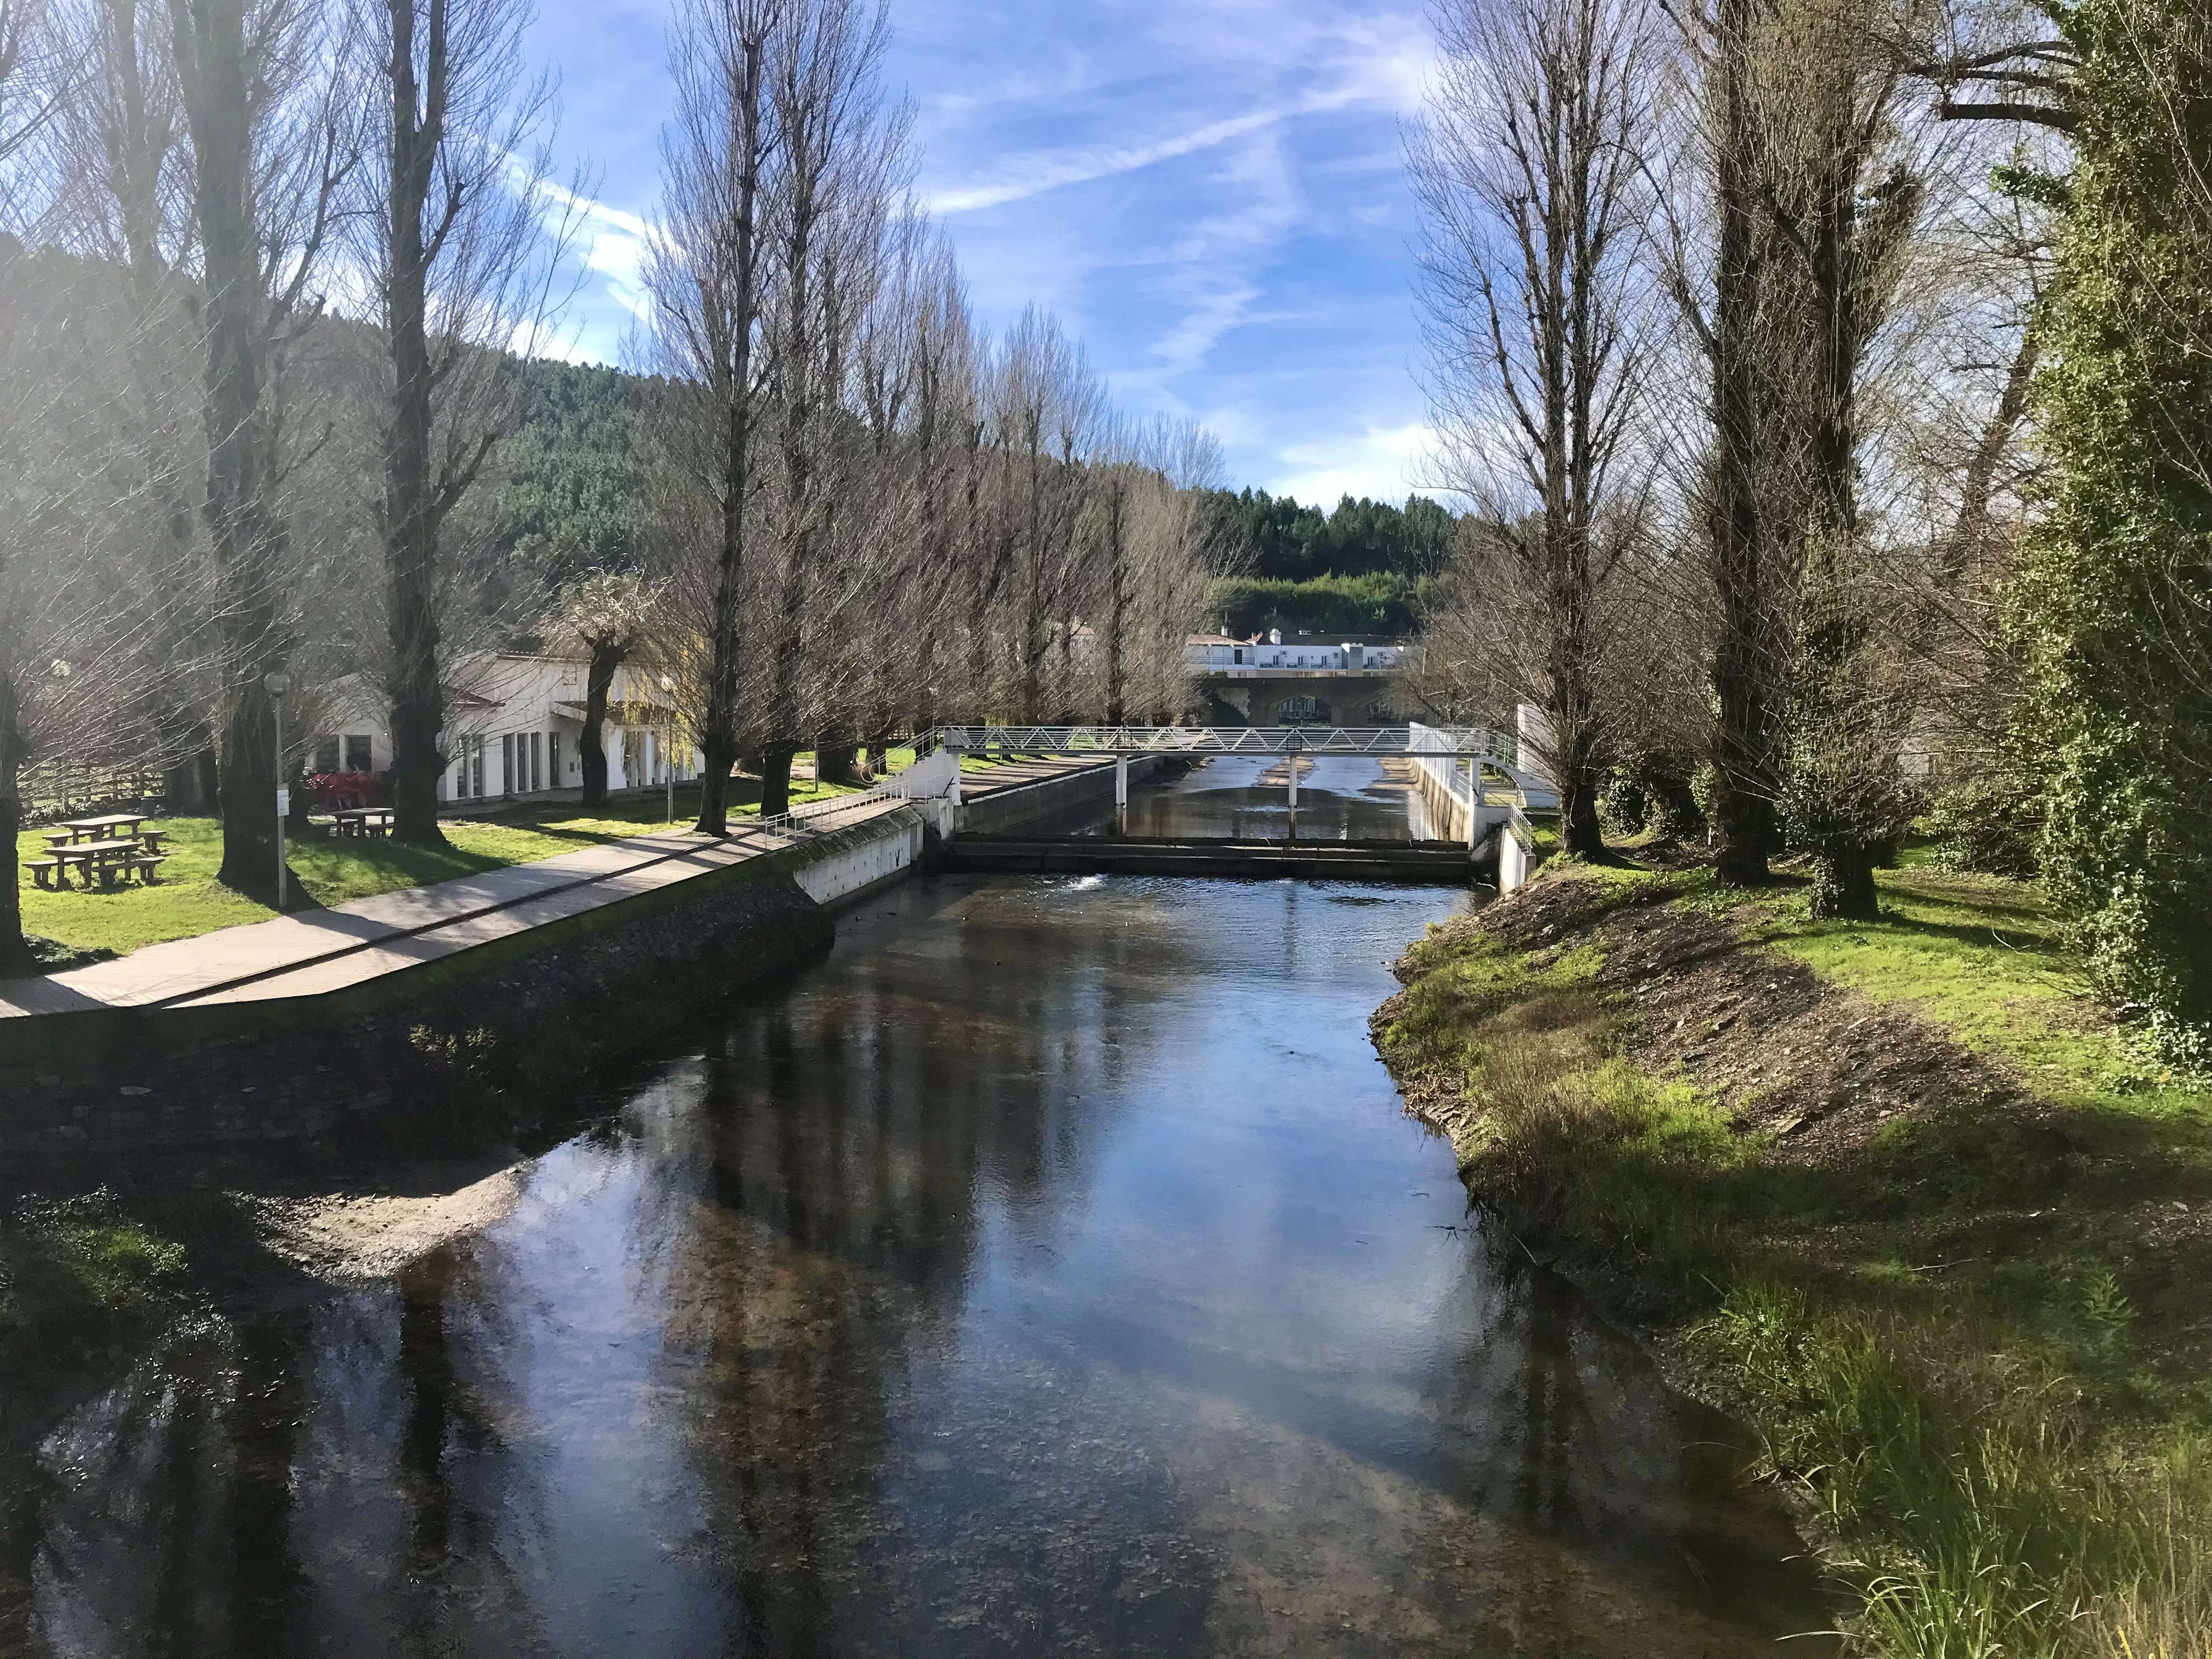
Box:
[660,675,677,824]
[264,672,292,911]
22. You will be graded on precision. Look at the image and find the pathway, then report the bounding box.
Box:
[0,757,1112,1022]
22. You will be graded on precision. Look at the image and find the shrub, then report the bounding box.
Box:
[1924,771,2045,879]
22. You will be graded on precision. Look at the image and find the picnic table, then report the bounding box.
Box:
[50,813,148,844]
[331,806,397,839]
[26,818,170,891]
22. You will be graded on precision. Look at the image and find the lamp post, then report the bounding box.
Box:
[264,671,292,911]
[658,674,676,823]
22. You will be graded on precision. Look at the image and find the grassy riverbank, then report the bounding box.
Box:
[14,776,862,960]
[1374,855,2212,1657]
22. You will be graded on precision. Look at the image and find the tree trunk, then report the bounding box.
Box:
[1707,0,1776,887]
[580,644,619,808]
[382,0,449,848]
[174,0,289,904]
[759,742,799,818]
[816,742,863,787]
[1558,770,1605,859]
[1810,843,1880,919]
[0,681,30,973]
[165,731,221,817]
[695,31,766,838]
[216,675,281,902]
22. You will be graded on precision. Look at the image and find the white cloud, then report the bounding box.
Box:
[535,177,656,336]
[1269,423,1441,505]
[926,103,1312,216]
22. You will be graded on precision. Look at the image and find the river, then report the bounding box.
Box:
[8,763,1830,1657]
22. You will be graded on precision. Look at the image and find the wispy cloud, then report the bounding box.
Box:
[524,0,1441,496]
[538,177,655,334]
[926,100,1335,216]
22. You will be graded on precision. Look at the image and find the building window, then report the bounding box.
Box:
[529,730,543,793]
[550,732,562,787]
[501,733,515,795]
[345,734,373,773]
[467,737,484,799]
[313,737,340,774]
[1279,696,1319,722]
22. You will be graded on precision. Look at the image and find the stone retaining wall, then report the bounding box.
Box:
[0,809,927,1157]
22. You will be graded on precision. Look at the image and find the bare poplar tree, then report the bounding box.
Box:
[1412,0,1658,854]
[45,0,229,814]
[166,0,351,902]
[348,0,570,844]
[645,0,780,834]
[749,0,904,814]
[558,571,656,808]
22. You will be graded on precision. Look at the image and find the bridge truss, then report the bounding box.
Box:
[931,724,1517,760]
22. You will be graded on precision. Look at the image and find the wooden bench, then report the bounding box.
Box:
[27,858,63,891]
[129,854,169,885]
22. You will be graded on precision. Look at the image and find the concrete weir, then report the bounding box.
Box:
[943,836,1482,883]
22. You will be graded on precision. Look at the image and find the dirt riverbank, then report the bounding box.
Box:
[1372,854,2212,1657]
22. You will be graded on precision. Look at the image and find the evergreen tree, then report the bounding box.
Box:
[2028,0,2212,1021]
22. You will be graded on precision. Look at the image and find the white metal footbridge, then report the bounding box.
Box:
[933,723,1556,811]
[775,722,1553,889]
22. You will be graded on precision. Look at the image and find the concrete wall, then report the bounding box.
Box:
[794,808,927,908]
[954,756,1164,835]
[0,808,932,1158]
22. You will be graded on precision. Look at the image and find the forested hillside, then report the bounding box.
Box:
[1200,489,1455,636]
[496,362,647,587]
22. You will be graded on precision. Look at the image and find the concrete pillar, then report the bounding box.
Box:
[1114,754,1128,808]
[1288,754,1299,811]
[947,752,963,808]
[1465,760,1481,850]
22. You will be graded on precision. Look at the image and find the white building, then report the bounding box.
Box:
[1184,631,1408,673]
[306,652,700,806]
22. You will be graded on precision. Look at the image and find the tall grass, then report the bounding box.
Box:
[1378,900,2212,1658]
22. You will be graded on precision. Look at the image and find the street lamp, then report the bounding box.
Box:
[658,674,676,823]
[264,671,292,912]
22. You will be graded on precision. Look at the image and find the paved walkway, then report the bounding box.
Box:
[0,813,865,1020]
[0,757,1116,1022]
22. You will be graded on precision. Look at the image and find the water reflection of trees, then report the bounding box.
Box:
[21,1313,313,1656]
[654,883,1171,1655]
[1410,1239,1830,1652]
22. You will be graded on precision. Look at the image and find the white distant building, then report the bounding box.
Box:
[306,651,699,806]
[1184,630,1408,673]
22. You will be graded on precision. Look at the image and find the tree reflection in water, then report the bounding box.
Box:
[15,874,1830,1658]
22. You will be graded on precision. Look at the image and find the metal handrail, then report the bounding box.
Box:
[926,724,1513,758]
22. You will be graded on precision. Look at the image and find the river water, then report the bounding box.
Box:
[9,766,1830,1657]
[1066,754,1455,842]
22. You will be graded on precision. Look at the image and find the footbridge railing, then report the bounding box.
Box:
[928,724,1511,758]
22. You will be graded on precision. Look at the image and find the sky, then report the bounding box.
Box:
[522,0,1442,507]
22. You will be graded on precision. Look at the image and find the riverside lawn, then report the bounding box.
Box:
[13,775,862,962]
[1374,854,2212,1659]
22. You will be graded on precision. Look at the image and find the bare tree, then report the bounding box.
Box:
[645,0,780,834]
[748,0,904,814]
[166,0,352,902]
[558,571,655,808]
[347,0,570,844]
[1411,0,1658,855]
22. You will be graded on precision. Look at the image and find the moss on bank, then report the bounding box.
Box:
[0,1194,189,1404]
[1374,859,2212,1658]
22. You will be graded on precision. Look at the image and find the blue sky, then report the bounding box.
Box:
[525,0,1440,506]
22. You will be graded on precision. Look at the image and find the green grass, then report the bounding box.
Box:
[0,1194,187,1383]
[14,772,864,960]
[1376,862,2212,1658]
